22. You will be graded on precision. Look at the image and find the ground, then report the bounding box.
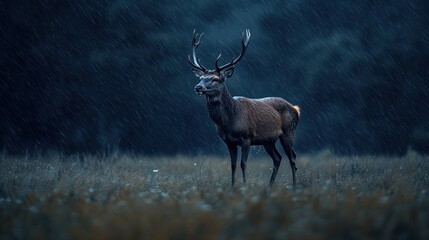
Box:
[1,150,428,239]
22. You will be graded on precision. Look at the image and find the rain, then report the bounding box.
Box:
[1,0,427,156]
[0,0,428,239]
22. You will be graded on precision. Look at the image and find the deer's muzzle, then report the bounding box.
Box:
[194,84,206,95]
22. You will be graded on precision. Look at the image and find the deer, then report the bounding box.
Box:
[188,29,300,189]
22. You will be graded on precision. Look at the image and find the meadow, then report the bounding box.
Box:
[1,150,428,239]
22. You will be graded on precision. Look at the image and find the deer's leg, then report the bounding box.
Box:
[264,143,282,187]
[227,144,238,188]
[280,135,297,188]
[273,145,282,161]
[240,140,250,184]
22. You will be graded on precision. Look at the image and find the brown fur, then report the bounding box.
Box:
[190,29,299,188]
[202,84,300,188]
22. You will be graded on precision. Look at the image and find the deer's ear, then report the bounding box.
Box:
[221,68,234,79]
[192,68,205,77]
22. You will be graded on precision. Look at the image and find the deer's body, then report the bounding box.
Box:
[208,92,299,146]
[189,30,300,188]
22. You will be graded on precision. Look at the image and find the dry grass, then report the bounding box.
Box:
[1,150,428,239]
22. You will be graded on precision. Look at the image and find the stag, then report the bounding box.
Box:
[189,29,300,188]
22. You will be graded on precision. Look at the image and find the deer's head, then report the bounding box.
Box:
[189,30,251,96]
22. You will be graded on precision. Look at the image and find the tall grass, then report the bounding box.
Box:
[1,151,428,239]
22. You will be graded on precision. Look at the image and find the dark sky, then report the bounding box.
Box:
[1,0,428,155]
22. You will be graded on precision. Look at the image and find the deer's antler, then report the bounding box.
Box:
[188,30,207,72]
[215,29,251,72]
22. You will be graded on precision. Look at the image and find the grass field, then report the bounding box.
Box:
[1,150,428,239]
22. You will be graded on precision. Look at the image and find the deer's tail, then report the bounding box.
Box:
[293,105,301,118]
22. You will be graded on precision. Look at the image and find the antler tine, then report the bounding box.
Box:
[188,29,206,72]
[216,29,251,72]
[215,54,222,69]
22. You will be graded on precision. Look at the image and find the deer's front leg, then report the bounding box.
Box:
[241,140,250,184]
[227,144,238,188]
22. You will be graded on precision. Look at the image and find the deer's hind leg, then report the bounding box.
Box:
[264,143,282,187]
[279,133,297,188]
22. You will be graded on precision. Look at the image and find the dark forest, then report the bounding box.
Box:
[1,0,428,155]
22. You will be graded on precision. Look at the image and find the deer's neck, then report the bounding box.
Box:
[206,87,238,127]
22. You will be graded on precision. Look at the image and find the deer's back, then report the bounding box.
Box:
[232,96,299,143]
